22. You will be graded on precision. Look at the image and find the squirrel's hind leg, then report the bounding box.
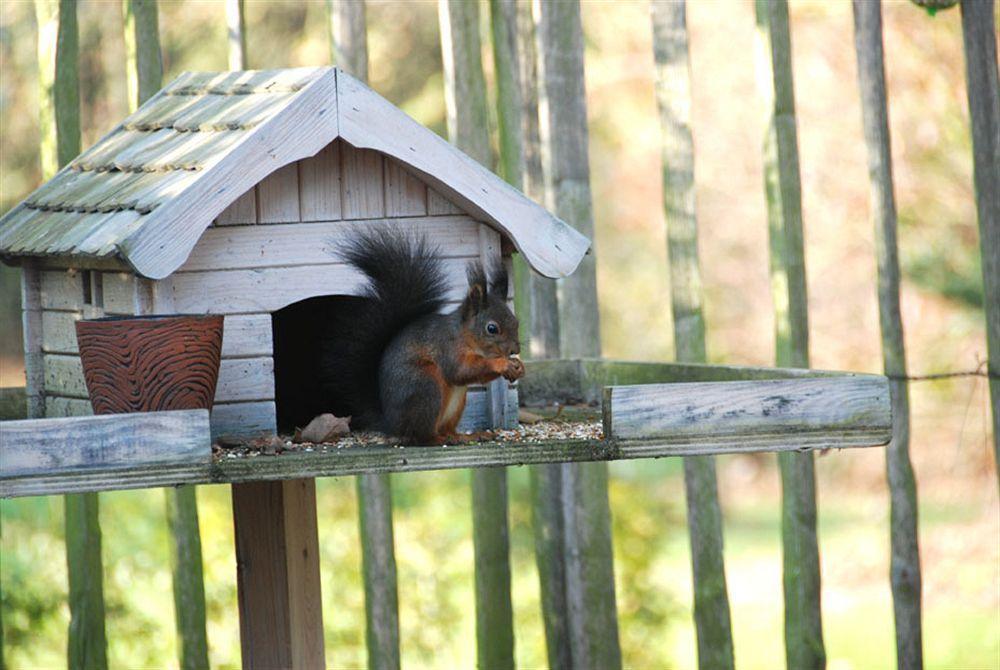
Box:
[382,374,442,446]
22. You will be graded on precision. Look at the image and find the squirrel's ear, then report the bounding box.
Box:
[488,262,509,298]
[462,262,488,319]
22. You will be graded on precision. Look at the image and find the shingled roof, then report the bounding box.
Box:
[0,67,589,280]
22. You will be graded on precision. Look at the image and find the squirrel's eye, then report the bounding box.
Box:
[486,321,500,335]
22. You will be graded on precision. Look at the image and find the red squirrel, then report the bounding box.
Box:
[318,229,523,444]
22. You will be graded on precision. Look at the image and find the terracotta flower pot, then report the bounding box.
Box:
[75,314,224,415]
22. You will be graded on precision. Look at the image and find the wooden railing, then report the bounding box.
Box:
[1,359,892,667]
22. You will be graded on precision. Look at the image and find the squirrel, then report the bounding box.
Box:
[316,228,524,445]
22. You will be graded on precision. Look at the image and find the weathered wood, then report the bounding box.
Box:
[336,71,591,280]
[2,414,891,499]
[438,3,515,665]
[514,0,559,359]
[258,163,301,224]
[519,357,849,405]
[356,472,401,670]
[299,142,343,222]
[604,376,889,442]
[42,353,87,398]
[426,188,463,216]
[384,159,428,217]
[165,485,209,670]
[211,400,277,440]
[959,0,1000,481]
[232,479,325,669]
[169,258,476,314]
[22,261,45,418]
[536,0,600,358]
[225,0,247,70]
[221,314,273,358]
[101,271,136,314]
[650,3,734,668]
[851,2,923,667]
[39,268,84,310]
[755,2,824,666]
[64,492,107,670]
[45,396,92,417]
[180,215,482,272]
[215,357,275,403]
[122,0,162,111]
[0,409,210,476]
[215,189,257,226]
[341,145,385,220]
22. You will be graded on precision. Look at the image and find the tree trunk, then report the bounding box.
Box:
[438,1,515,667]
[754,1,825,668]
[650,3,735,669]
[536,2,621,669]
[225,0,247,70]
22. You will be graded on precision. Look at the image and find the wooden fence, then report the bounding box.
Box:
[2,0,997,669]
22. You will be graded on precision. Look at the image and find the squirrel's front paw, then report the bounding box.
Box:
[503,356,525,381]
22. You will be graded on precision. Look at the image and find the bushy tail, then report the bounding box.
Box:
[317,228,448,428]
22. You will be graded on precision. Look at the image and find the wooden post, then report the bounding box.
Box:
[516,0,559,359]
[851,2,923,667]
[328,4,402,668]
[225,0,247,70]
[535,2,621,668]
[958,0,1000,482]
[438,1,516,667]
[35,2,108,668]
[489,0,532,344]
[232,479,325,669]
[650,3,735,669]
[754,1,825,668]
[123,6,210,666]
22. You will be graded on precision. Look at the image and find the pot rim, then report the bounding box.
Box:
[76,314,223,324]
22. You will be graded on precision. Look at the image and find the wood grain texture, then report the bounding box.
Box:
[22,261,45,418]
[215,189,257,226]
[75,315,223,414]
[341,144,385,219]
[40,269,84,310]
[427,188,463,215]
[221,314,273,358]
[650,3,734,667]
[210,400,276,440]
[0,409,210,476]
[258,163,301,224]
[170,258,477,314]
[384,158,427,217]
[101,271,136,314]
[851,2,922,667]
[299,141,342,222]
[336,71,590,279]
[43,353,87,398]
[179,215,481,272]
[1,418,891,499]
[604,376,889,441]
[215,357,274,403]
[959,0,1000,479]
[232,479,325,670]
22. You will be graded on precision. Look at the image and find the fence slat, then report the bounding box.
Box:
[438,2,517,667]
[650,5,735,666]
[35,2,108,667]
[328,4,403,667]
[754,1,825,667]
[958,0,1000,482]
[851,2,924,667]
[536,2,622,668]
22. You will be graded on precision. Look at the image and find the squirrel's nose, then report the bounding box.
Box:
[510,342,521,356]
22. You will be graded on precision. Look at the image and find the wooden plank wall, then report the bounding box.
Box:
[32,139,515,438]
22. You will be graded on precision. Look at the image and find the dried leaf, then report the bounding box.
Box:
[295,413,351,443]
